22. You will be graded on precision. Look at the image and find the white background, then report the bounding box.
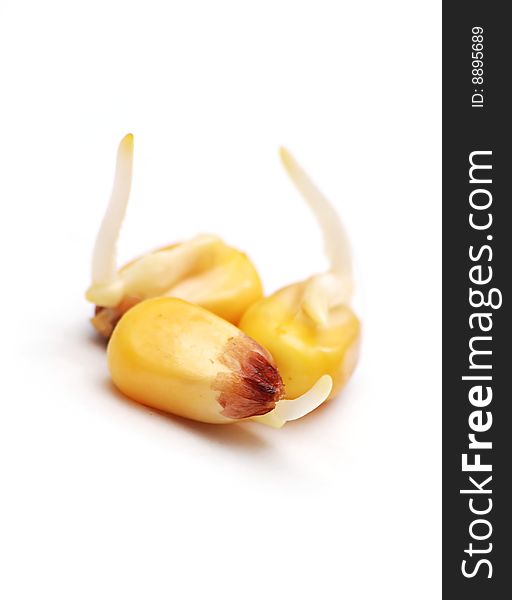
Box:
[0,2,441,598]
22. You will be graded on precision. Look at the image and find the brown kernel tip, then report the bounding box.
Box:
[91,296,140,338]
[213,336,284,419]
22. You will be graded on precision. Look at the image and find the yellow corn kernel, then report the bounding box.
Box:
[86,134,262,337]
[240,147,361,400]
[239,281,360,399]
[89,235,262,337]
[107,297,332,426]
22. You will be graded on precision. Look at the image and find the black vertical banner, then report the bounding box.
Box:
[443,2,511,597]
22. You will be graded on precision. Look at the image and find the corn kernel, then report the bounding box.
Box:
[108,297,332,426]
[240,280,360,399]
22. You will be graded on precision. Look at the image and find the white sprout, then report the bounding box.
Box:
[86,134,222,308]
[91,134,134,287]
[251,374,333,428]
[279,147,354,324]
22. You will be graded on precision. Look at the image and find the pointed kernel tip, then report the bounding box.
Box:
[214,335,284,419]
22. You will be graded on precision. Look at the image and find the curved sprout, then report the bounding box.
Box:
[279,147,354,323]
[279,147,353,281]
[251,374,333,428]
[91,133,134,286]
[85,135,224,308]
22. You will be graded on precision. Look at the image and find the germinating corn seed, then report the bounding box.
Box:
[239,148,361,400]
[85,134,262,337]
[86,137,356,427]
[108,297,332,426]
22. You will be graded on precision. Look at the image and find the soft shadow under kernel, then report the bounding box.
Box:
[85,327,109,350]
[102,378,270,451]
